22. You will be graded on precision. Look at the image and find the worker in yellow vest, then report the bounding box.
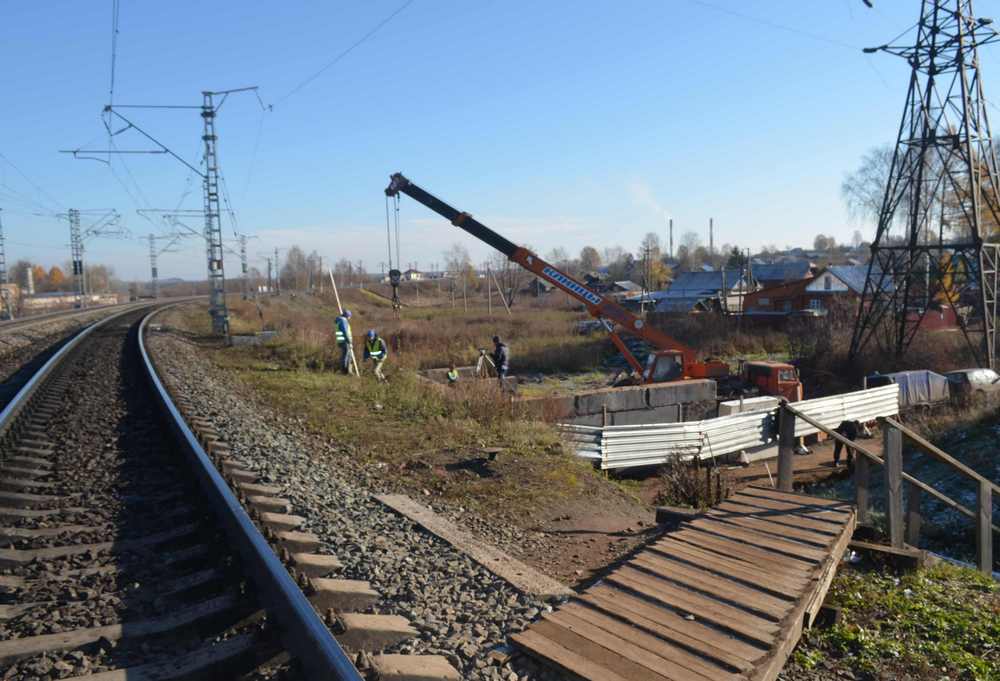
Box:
[335,310,353,375]
[363,329,389,382]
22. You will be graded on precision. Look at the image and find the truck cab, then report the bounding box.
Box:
[741,360,802,402]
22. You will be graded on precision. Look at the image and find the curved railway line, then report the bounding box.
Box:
[0,305,455,680]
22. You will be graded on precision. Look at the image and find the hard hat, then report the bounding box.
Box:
[344,309,352,318]
[367,329,376,339]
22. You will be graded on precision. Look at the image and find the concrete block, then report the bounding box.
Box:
[291,552,343,577]
[610,405,679,426]
[309,578,379,612]
[371,654,461,681]
[225,468,258,483]
[259,512,305,531]
[647,379,716,407]
[575,385,648,415]
[566,414,604,427]
[337,613,416,651]
[246,495,291,513]
[237,482,282,496]
[276,530,322,553]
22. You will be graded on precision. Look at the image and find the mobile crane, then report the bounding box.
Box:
[384,172,734,385]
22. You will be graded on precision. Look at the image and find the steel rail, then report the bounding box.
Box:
[138,305,362,680]
[0,304,147,450]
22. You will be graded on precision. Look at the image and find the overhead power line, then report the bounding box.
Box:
[274,0,415,106]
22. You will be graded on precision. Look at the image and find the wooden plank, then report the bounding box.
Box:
[375,494,572,598]
[649,540,806,599]
[527,618,676,681]
[607,567,779,645]
[685,519,828,563]
[707,511,835,548]
[855,454,870,525]
[511,629,631,681]
[554,605,743,681]
[741,486,853,511]
[726,493,851,525]
[906,480,922,547]
[977,479,993,576]
[669,529,816,576]
[715,500,843,536]
[805,510,855,628]
[777,407,795,491]
[631,553,793,619]
[582,587,768,666]
[884,426,904,548]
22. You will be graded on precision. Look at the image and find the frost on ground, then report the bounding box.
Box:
[148,332,567,681]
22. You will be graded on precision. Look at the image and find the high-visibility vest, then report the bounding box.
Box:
[366,337,386,359]
[335,316,351,344]
[446,369,459,383]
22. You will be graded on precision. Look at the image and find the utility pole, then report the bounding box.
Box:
[264,256,273,293]
[273,247,281,295]
[95,85,266,337]
[851,1,1000,368]
[148,234,158,298]
[319,256,324,293]
[0,209,7,285]
[200,91,228,333]
[668,217,674,260]
[709,218,714,260]
[69,209,85,304]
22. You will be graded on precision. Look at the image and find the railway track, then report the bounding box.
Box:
[0,305,453,680]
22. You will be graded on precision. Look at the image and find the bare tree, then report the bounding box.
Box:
[579,246,601,271]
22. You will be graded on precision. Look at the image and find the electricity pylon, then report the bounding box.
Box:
[850,1,1000,367]
[57,209,128,307]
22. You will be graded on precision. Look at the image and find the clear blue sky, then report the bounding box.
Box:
[2,1,999,281]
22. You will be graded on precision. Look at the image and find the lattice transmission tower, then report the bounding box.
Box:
[850,1,1000,367]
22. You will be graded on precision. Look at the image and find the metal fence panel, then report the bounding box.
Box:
[558,384,899,470]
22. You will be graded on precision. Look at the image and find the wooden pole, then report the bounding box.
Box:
[884,425,904,549]
[328,270,360,376]
[491,269,512,315]
[906,481,922,547]
[855,454,870,526]
[463,274,468,312]
[977,479,993,575]
[487,264,493,315]
[777,406,795,491]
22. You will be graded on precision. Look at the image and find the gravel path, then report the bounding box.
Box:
[148,331,568,681]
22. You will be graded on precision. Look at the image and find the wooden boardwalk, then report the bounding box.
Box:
[512,486,856,681]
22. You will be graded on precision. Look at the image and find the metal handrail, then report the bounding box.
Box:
[781,402,1000,537]
[138,305,362,680]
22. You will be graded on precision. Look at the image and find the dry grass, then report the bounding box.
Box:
[653,458,733,509]
[221,290,606,374]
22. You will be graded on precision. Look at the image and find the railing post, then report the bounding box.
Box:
[854,454,870,526]
[905,481,921,547]
[777,405,795,492]
[977,479,993,576]
[883,424,904,549]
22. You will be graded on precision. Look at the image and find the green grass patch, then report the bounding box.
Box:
[791,563,999,680]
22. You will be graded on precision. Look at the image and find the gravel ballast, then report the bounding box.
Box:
[147,331,569,681]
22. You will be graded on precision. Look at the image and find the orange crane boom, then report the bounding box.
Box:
[385,173,724,382]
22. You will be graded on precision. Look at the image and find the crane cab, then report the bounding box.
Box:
[643,351,685,383]
[741,360,802,402]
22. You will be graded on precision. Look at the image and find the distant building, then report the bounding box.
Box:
[21,291,119,312]
[523,278,555,297]
[743,266,885,316]
[655,269,752,314]
[609,280,642,294]
[403,269,424,281]
[751,261,813,289]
